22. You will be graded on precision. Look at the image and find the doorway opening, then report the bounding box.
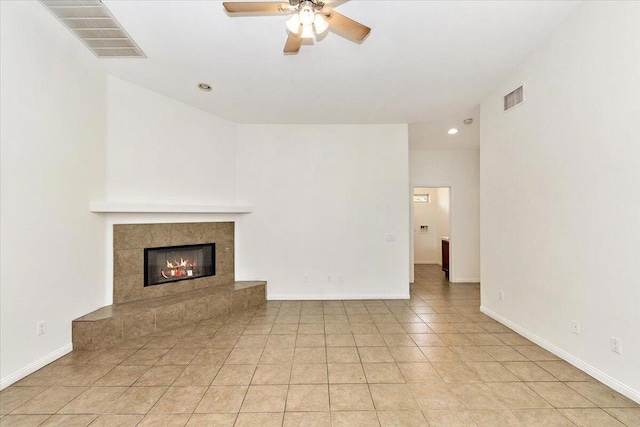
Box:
[411,187,451,282]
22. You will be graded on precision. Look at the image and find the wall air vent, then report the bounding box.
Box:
[40,0,145,58]
[504,85,524,111]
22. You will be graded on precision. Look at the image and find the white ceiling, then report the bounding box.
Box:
[99,0,580,124]
[409,117,480,150]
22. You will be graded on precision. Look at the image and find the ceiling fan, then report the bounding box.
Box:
[222,0,371,54]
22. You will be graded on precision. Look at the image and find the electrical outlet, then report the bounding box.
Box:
[37,321,46,336]
[499,290,504,301]
[327,275,332,282]
[611,337,622,354]
[303,274,309,281]
[571,321,580,335]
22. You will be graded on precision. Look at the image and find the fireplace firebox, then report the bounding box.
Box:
[144,243,215,287]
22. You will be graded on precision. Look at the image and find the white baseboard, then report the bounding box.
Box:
[480,306,640,404]
[268,293,411,301]
[0,343,72,391]
[452,277,480,283]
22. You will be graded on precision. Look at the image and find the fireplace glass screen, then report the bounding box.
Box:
[144,243,215,287]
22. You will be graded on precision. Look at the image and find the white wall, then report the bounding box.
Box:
[413,188,450,265]
[102,76,242,304]
[0,2,107,388]
[105,75,238,204]
[480,1,640,402]
[435,187,451,247]
[409,149,480,282]
[236,125,410,299]
[413,190,440,264]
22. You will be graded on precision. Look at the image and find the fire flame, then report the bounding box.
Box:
[166,258,196,269]
[161,257,197,279]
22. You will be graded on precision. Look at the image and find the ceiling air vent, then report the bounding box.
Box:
[40,0,145,58]
[504,85,524,111]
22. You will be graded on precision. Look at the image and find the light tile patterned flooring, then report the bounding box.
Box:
[1,265,638,426]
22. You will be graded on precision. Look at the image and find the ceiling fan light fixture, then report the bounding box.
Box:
[301,23,315,39]
[314,13,329,34]
[299,4,315,25]
[286,14,301,34]
[223,0,371,54]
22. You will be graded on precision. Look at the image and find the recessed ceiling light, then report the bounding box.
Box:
[198,83,212,92]
[448,128,459,135]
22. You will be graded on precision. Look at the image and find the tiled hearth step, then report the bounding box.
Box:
[72,281,265,350]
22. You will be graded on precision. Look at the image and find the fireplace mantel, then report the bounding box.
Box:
[89,202,253,214]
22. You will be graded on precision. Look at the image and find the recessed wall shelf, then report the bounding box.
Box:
[89,202,253,214]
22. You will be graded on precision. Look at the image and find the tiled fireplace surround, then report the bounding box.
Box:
[113,222,235,304]
[72,222,266,350]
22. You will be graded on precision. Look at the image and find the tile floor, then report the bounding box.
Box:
[1,265,638,426]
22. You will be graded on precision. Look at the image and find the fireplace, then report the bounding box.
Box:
[144,243,215,287]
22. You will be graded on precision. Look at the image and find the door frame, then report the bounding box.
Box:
[410,185,454,283]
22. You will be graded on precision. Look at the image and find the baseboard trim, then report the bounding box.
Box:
[451,277,480,283]
[268,293,411,301]
[480,306,640,404]
[0,343,73,391]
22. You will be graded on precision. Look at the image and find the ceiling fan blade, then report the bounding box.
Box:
[223,2,291,14]
[325,10,370,42]
[284,28,302,53]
